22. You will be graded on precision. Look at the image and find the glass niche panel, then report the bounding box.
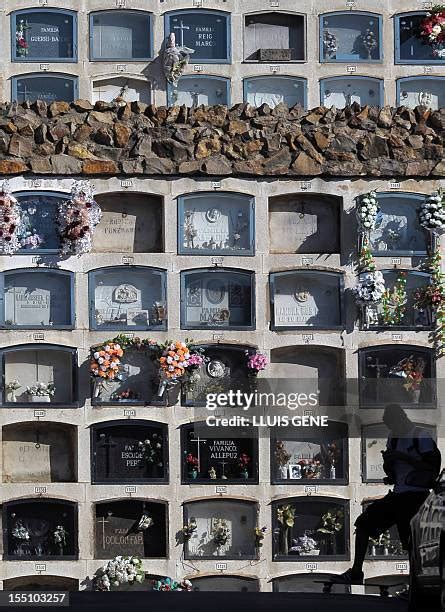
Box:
[92,347,161,406]
[244,76,306,109]
[93,193,163,253]
[4,576,78,592]
[178,193,254,255]
[321,77,383,109]
[89,267,166,331]
[2,269,73,329]
[182,423,258,483]
[397,77,445,110]
[191,576,260,592]
[396,13,445,64]
[92,77,151,104]
[270,271,343,329]
[95,500,167,559]
[363,270,433,330]
[2,422,76,483]
[182,344,253,406]
[14,192,68,253]
[90,11,152,61]
[4,499,77,560]
[362,422,436,483]
[363,501,407,559]
[365,576,409,597]
[12,9,76,62]
[271,422,348,484]
[169,76,230,107]
[3,345,76,406]
[181,269,254,330]
[166,10,230,63]
[359,345,435,408]
[270,347,345,407]
[184,499,257,560]
[91,420,168,484]
[244,12,305,62]
[273,498,348,559]
[368,193,428,256]
[12,74,77,104]
[273,574,347,593]
[269,194,341,254]
[320,12,382,62]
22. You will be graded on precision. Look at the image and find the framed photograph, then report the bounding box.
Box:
[288,464,302,480]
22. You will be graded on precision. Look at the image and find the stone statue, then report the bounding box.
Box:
[163,33,194,87]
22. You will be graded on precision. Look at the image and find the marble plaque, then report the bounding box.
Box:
[245,77,305,109]
[322,77,382,108]
[398,78,445,110]
[369,196,427,255]
[3,442,51,483]
[95,514,145,559]
[167,11,229,62]
[171,77,229,107]
[14,11,75,60]
[91,12,151,60]
[93,77,151,104]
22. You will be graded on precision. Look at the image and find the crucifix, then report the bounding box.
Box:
[218,460,228,479]
[97,512,112,550]
[189,434,207,470]
[173,20,190,47]
[190,87,205,107]
[98,434,117,478]
[18,81,32,103]
[366,356,388,379]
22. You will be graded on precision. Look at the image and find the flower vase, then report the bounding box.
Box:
[188,469,198,479]
[383,546,389,556]
[410,389,421,404]
[93,380,103,398]
[30,395,50,403]
[240,469,249,480]
[279,527,289,555]
[370,545,376,556]
[157,380,168,398]
[278,465,288,480]
[6,390,16,403]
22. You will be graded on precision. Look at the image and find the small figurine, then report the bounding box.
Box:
[209,467,217,480]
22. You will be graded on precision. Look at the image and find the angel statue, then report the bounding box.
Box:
[163,32,194,87]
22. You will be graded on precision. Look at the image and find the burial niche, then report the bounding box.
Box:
[2,269,73,329]
[273,574,347,593]
[244,12,305,62]
[270,346,345,407]
[13,192,69,252]
[166,10,231,63]
[12,74,78,104]
[321,77,383,109]
[363,500,407,559]
[2,422,76,483]
[89,266,167,331]
[244,76,306,109]
[178,192,254,255]
[181,269,254,330]
[184,499,258,560]
[92,193,163,253]
[361,422,436,483]
[94,500,167,559]
[170,76,230,107]
[271,421,348,484]
[270,270,343,329]
[273,497,349,560]
[182,343,253,406]
[359,345,435,408]
[368,193,429,256]
[191,576,260,591]
[268,193,341,254]
[4,576,79,592]
[91,420,168,484]
[320,12,382,62]
[181,423,258,483]
[92,77,152,104]
[2,344,76,406]
[365,576,409,597]
[4,499,77,560]
[396,12,445,64]
[12,9,77,62]
[398,77,445,110]
[90,11,153,61]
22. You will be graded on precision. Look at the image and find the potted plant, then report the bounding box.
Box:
[185,453,199,479]
[238,453,250,479]
[5,379,20,402]
[277,504,296,555]
[275,441,291,480]
[317,509,344,555]
[211,519,230,553]
[254,526,267,549]
[26,382,55,403]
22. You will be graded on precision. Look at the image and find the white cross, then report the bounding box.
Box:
[189,435,207,470]
[218,460,228,478]
[173,20,190,47]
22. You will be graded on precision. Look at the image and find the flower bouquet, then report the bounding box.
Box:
[16,19,30,57]
[212,519,230,549]
[12,522,30,541]
[26,382,55,403]
[158,340,204,397]
[5,379,21,402]
[389,355,426,400]
[0,181,21,255]
[369,530,391,555]
[420,6,445,58]
[181,520,197,540]
[353,271,386,305]
[186,453,199,478]
[18,227,45,250]
[298,458,324,479]
[53,525,68,553]
[356,191,380,232]
[90,342,124,396]
[381,272,408,326]
[246,351,268,376]
[138,434,163,468]
[323,30,337,58]
[418,191,445,232]
[277,504,296,555]
[152,578,193,591]
[289,535,319,556]
[136,513,154,531]
[238,452,250,478]
[94,556,145,591]
[357,28,378,59]
[57,180,102,256]
[255,526,267,548]
[275,441,292,479]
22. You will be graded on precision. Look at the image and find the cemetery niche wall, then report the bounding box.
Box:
[91,420,168,484]
[181,269,254,330]
[359,270,434,330]
[12,74,78,104]
[366,193,430,257]
[178,192,254,255]
[183,499,258,560]
[272,574,346,593]
[1,269,74,329]
[2,344,77,407]
[12,9,77,62]
[92,193,163,254]
[270,346,345,407]
[89,266,167,331]
[397,77,445,110]
[89,11,153,61]
[359,345,435,408]
[94,499,167,559]
[243,76,307,110]
[396,12,445,64]
[244,12,305,62]
[165,10,231,63]
[181,423,258,483]
[2,422,77,483]
[268,194,341,254]
[92,77,152,105]
[320,76,383,109]
[168,76,230,107]
[181,343,254,406]
[364,576,409,598]
[361,422,436,483]
[190,576,260,592]
[272,497,349,560]
[320,12,382,62]
[271,421,348,484]
[3,498,77,560]
[270,270,343,330]
[363,500,406,559]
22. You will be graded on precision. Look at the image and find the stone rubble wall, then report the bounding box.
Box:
[0,99,444,178]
